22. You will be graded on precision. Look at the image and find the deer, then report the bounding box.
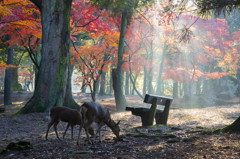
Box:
[45,106,94,145]
[79,102,121,144]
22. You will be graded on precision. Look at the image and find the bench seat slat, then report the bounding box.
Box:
[144,94,173,105]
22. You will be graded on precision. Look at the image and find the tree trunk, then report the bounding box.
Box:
[173,81,178,99]
[148,41,154,94]
[95,80,100,95]
[125,71,129,95]
[156,43,167,95]
[63,65,79,110]
[90,82,96,102]
[131,75,137,95]
[223,116,240,132]
[11,68,22,91]
[112,69,127,111]
[99,71,106,96]
[19,0,75,113]
[4,44,13,105]
[143,66,147,96]
[236,68,240,97]
[81,79,86,93]
[109,71,113,95]
[112,11,128,111]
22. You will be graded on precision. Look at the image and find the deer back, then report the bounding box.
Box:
[51,106,82,125]
[81,102,111,124]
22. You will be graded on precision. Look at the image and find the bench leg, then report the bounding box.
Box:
[141,114,152,126]
[155,100,171,125]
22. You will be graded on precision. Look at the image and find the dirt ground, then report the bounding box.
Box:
[0,92,240,159]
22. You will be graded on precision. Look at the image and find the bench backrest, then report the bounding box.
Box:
[144,94,173,106]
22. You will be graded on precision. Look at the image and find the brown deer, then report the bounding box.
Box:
[45,106,94,145]
[80,102,121,144]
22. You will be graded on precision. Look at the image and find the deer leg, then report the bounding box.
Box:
[95,122,105,143]
[84,120,93,144]
[53,121,60,140]
[63,123,70,139]
[77,123,83,145]
[71,125,74,139]
[45,120,55,140]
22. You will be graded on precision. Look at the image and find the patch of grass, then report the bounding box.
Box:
[166,138,180,143]
[162,133,177,139]
[199,129,221,135]
[133,133,148,137]
[1,141,33,154]
[182,136,200,142]
[187,130,203,133]
[71,150,92,154]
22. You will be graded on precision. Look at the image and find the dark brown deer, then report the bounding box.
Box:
[80,102,120,144]
[45,106,94,145]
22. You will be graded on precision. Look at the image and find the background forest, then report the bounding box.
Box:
[1,0,240,158]
[1,0,240,109]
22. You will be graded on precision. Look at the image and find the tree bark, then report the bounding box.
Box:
[156,43,167,95]
[236,68,240,97]
[147,41,154,94]
[4,43,13,105]
[125,71,129,95]
[143,66,147,96]
[11,68,22,91]
[99,71,106,96]
[223,116,240,132]
[112,11,128,111]
[173,81,178,99]
[109,71,113,94]
[64,65,80,110]
[19,0,76,113]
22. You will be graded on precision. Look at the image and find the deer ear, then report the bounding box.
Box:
[116,120,120,125]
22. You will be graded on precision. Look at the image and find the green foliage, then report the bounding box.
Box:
[90,0,153,14]
[196,0,240,17]
[71,150,92,154]
[1,141,33,154]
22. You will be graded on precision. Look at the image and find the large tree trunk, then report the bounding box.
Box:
[4,43,13,105]
[11,68,22,91]
[223,116,240,132]
[236,68,240,97]
[112,11,128,111]
[63,65,79,110]
[19,0,75,113]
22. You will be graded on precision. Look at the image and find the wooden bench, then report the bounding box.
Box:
[126,94,173,126]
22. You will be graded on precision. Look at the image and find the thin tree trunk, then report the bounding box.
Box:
[109,71,113,95]
[99,71,106,96]
[125,71,129,95]
[131,75,137,95]
[173,81,178,99]
[156,43,167,95]
[81,79,86,93]
[143,66,147,96]
[19,0,75,113]
[112,11,128,111]
[148,41,154,94]
[4,43,13,105]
